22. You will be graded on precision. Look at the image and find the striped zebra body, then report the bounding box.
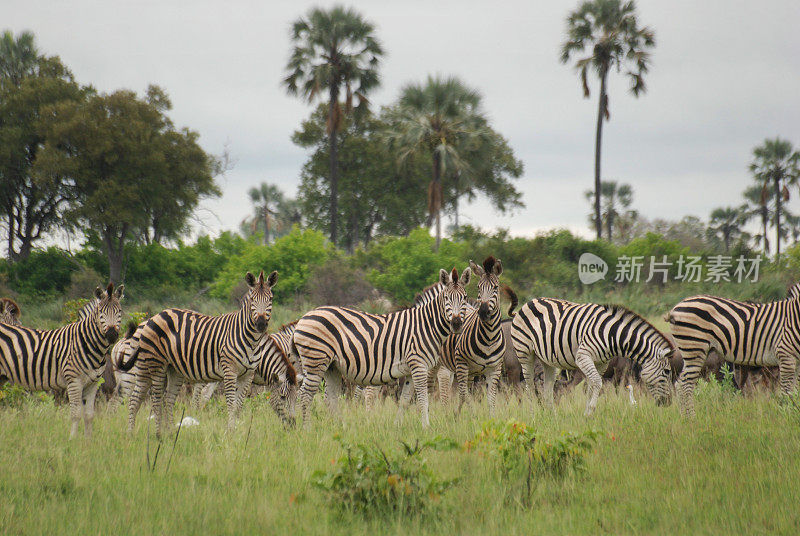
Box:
[122,270,277,437]
[437,257,507,412]
[294,267,470,427]
[252,322,298,424]
[667,284,800,416]
[0,283,123,437]
[0,298,22,326]
[511,298,672,415]
[109,320,146,402]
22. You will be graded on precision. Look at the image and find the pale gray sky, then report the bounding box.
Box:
[4,0,800,239]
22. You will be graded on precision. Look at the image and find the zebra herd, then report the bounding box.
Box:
[2,259,800,439]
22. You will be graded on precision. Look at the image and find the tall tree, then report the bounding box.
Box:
[244,182,298,245]
[386,75,491,249]
[294,105,428,251]
[0,41,88,261]
[283,5,383,247]
[35,88,220,283]
[743,184,771,254]
[561,0,655,239]
[584,180,633,240]
[749,137,800,256]
[708,206,748,252]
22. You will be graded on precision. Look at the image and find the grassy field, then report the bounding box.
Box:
[2,381,800,535]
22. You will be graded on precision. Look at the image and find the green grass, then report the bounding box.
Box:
[2,385,799,535]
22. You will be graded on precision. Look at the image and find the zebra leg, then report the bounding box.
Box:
[410,363,431,428]
[575,350,603,416]
[541,362,558,409]
[191,384,205,409]
[235,371,255,413]
[437,366,454,405]
[322,368,343,415]
[127,368,153,433]
[485,366,502,413]
[363,385,378,411]
[162,368,185,435]
[454,360,470,414]
[82,380,102,437]
[66,379,85,439]
[677,353,705,418]
[298,371,323,427]
[394,378,415,426]
[777,351,798,396]
[221,368,240,431]
[150,367,168,440]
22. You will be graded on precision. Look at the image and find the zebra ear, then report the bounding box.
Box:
[266,270,278,288]
[245,272,256,287]
[94,286,104,299]
[439,269,450,286]
[493,259,503,276]
[468,260,483,277]
[459,267,471,287]
[114,284,125,300]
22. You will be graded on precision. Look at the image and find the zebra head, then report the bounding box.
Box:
[92,282,124,343]
[469,256,503,321]
[638,331,674,406]
[0,298,22,327]
[438,267,471,334]
[244,270,278,333]
[787,282,800,301]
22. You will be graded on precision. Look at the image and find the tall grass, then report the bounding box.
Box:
[1,386,799,535]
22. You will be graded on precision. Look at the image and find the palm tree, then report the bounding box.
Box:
[283,6,383,247]
[750,138,800,256]
[561,0,655,239]
[708,206,747,252]
[247,183,285,245]
[584,180,633,240]
[386,75,489,249]
[743,184,771,254]
[0,30,38,88]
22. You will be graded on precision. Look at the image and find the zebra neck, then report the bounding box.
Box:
[233,306,265,353]
[420,297,451,340]
[75,317,111,366]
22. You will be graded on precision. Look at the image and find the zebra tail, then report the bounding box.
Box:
[501,285,518,317]
[124,320,137,339]
[117,346,139,372]
[663,312,675,324]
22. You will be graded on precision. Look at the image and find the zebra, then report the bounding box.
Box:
[511,298,672,416]
[666,283,800,416]
[119,270,277,437]
[191,322,299,424]
[436,257,509,412]
[109,320,144,402]
[293,267,471,428]
[0,298,22,326]
[0,283,124,437]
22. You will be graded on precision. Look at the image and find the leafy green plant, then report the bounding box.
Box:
[466,419,598,506]
[312,435,458,516]
[62,298,91,323]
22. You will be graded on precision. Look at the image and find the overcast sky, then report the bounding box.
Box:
[4,0,800,240]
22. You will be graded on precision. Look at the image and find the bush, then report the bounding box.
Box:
[305,255,377,306]
[66,266,105,300]
[466,419,598,506]
[358,228,468,304]
[312,435,458,516]
[0,248,78,296]
[212,227,331,303]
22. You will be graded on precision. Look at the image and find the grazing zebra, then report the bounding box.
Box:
[120,270,277,437]
[437,257,510,412]
[666,283,800,416]
[0,283,124,437]
[511,298,672,415]
[294,267,470,428]
[192,322,300,424]
[109,320,144,402]
[0,298,22,326]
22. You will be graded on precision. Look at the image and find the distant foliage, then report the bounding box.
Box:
[359,228,467,304]
[62,298,90,323]
[305,255,377,306]
[0,248,77,296]
[212,227,331,302]
[312,435,458,516]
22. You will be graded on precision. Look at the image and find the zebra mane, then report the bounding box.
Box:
[603,303,674,350]
[787,282,800,301]
[483,256,497,273]
[275,320,298,333]
[412,281,443,307]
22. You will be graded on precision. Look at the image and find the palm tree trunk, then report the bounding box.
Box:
[761,206,770,254]
[263,206,270,245]
[593,67,608,240]
[775,176,781,256]
[328,87,340,247]
[606,213,613,241]
[433,152,442,250]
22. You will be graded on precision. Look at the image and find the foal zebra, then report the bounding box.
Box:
[667,283,800,416]
[511,298,672,415]
[437,257,508,412]
[0,283,124,437]
[0,298,22,326]
[120,270,277,437]
[294,267,470,427]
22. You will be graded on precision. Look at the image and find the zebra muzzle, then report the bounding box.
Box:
[255,316,268,332]
[105,327,119,343]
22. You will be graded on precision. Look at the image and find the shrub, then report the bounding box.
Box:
[63,298,91,323]
[305,255,377,306]
[466,419,598,506]
[66,266,105,300]
[312,435,458,516]
[0,248,78,296]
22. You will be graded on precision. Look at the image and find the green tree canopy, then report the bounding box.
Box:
[34,87,221,283]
